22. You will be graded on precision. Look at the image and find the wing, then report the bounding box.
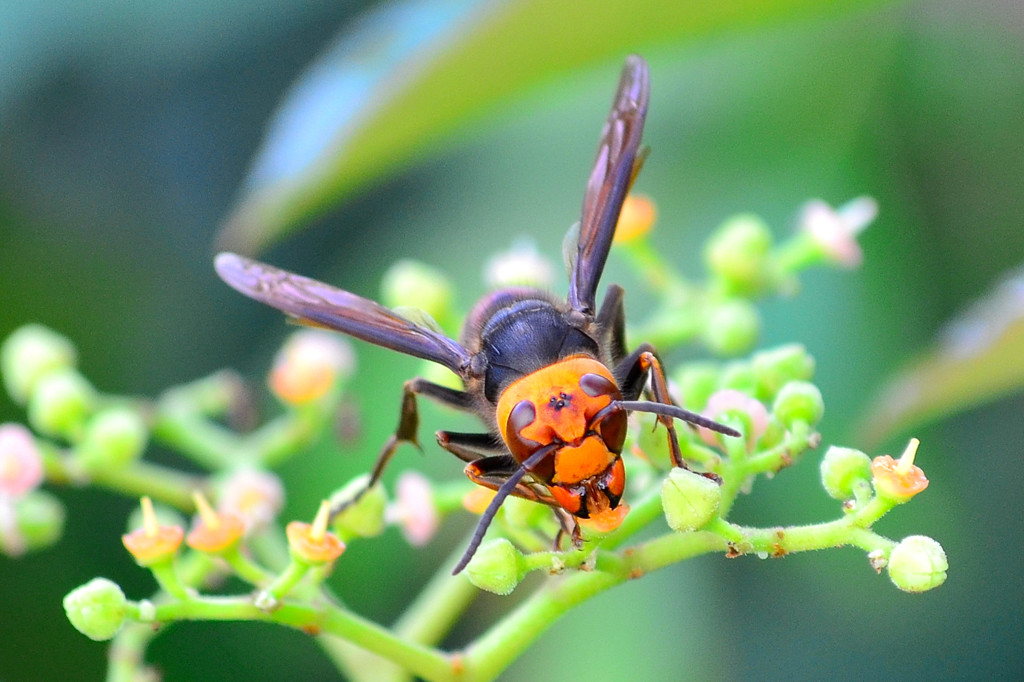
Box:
[568,54,650,316]
[215,253,474,377]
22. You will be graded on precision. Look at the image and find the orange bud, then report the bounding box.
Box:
[122,497,183,565]
[462,487,495,515]
[186,491,244,554]
[872,438,929,500]
[613,194,657,244]
[286,501,345,564]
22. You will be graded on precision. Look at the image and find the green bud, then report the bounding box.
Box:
[464,538,526,595]
[772,381,824,428]
[635,412,674,461]
[661,468,722,532]
[752,344,815,401]
[27,369,96,440]
[63,578,129,641]
[674,362,719,411]
[757,418,786,450]
[702,299,760,356]
[381,260,454,326]
[14,490,66,552]
[501,495,547,530]
[330,475,387,539]
[77,406,148,473]
[719,361,758,394]
[1,324,77,405]
[888,535,948,593]
[819,446,872,500]
[703,214,774,296]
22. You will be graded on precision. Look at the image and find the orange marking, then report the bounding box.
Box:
[552,436,615,484]
[579,502,629,534]
[549,484,582,515]
[496,356,618,447]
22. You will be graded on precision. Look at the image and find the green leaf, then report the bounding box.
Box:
[858,268,1024,447]
[215,0,894,253]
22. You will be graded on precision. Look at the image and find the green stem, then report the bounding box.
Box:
[260,559,311,603]
[106,622,159,682]
[151,401,248,470]
[221,546,276,586]
[252,410,323,467]
[150,596,456,682]
[394,542,479,645]
[90,460,200,510]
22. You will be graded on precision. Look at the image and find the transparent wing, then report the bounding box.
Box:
[215,253,473,376]
[568,54,650,316]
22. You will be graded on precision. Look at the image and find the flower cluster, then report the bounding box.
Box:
[2,195,947,681]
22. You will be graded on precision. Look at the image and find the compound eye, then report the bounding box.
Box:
[505,400,543,462]
[598,409,627,455]
[579,372,618,399]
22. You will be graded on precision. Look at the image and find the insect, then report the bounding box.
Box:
[216,55,739,574]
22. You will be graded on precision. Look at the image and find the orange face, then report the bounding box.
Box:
[496,356,628,522]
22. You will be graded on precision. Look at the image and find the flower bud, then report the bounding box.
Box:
[701,299,760,356]
[484,240,555,288]
[122,497,184,567]
[819,446,872,500]
[63,578,129,641]
[0,423,44,498]
[798,197,877,269]
[700,389,769,446]
[674,363,719,413]
[381,259,454,325]
[703,214,773,296]
[287,501,345,565]
[772,381,824,428]
[887,535,947,593]
[1,324,76,405]
[330,474,387,539]
[500,495,547,530]
[388,471,439,546]
[186,492,244,555]
[464,538,526,595]
[872,438,928,502]
[12,489,66,552]
[751,344,815,400]
[661,468,721,532]
[215,468,284,532]
[719,361,758,395]
[613,194,657,244]
[268,330,355,405]
[76,406,148,472]
[27,369,95,440]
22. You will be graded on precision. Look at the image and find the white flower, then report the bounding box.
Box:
[799,196,878,268]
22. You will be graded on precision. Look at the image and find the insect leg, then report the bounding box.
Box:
[613,344,689,468]
[330,377,475,519]
[453,444,559,574]
[436,431,505,463]
[595,283,628,365]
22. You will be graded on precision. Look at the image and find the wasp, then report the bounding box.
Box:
[216,55,738,574]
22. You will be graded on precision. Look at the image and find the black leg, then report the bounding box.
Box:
[330,377,476,519]
[613,343,687,468]
[436,431,505,463]
[595,283,628,365]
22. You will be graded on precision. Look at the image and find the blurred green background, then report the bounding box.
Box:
[1,0,1022,679]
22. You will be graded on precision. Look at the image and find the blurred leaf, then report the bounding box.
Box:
[858,267,1024,448]
[216,0,894,253]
